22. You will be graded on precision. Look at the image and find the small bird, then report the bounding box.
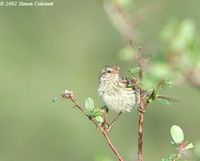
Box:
[98,64,140,129]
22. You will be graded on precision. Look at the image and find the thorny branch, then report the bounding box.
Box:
[61,90,124,161]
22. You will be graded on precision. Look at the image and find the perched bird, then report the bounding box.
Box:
[98,64,140,114]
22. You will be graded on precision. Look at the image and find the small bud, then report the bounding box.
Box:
[61,89,74,99]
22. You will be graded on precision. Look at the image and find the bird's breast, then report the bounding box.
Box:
[98,80,140,113]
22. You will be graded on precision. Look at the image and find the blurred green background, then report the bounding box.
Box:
[0,0,200,161]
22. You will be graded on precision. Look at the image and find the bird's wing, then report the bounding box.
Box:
[120,76,135,88]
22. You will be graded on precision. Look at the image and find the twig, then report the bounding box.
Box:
[99,126,124,161]
[130,39,148,161]
[129,40,144,80]
[156,95,178,102]
[61,90,124,161]
[107,112,122,132]
[172,141,188,161]
[138,89,147,161]
[172,152,181,161]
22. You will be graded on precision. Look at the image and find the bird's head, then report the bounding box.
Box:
[99,64,120,81]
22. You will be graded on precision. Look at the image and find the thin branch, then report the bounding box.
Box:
[61,90,124,161]
[107,112,122,132]
[130,39,148,161]
[130,1,162,26]
[156,95,178,102]
[103,0,134,41]
[99,126,124,161]
[172,152,181,161]
[172,141,189,161]
[138,88,147,161]
[130,40,144,80]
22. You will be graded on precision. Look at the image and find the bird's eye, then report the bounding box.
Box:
[107,70,111,73]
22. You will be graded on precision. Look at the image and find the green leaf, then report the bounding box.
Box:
[150,63,172,80]
[162,158,170,161]
[161,18,179,42]
[172,19,195,51]
[170,125,184,144]
[147,90,156,103]
[189,38,200,62]
[158,98,171,105]
[118,46,135,61]
[170,140,178,147]
[129,67,140,75]
[140,75,157,90]
[85,97,95,112]
[148,97,154,103]
[163,80,174,88]
[185,143,194,150]
[95,116,104,123]
[92,109,101,117]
